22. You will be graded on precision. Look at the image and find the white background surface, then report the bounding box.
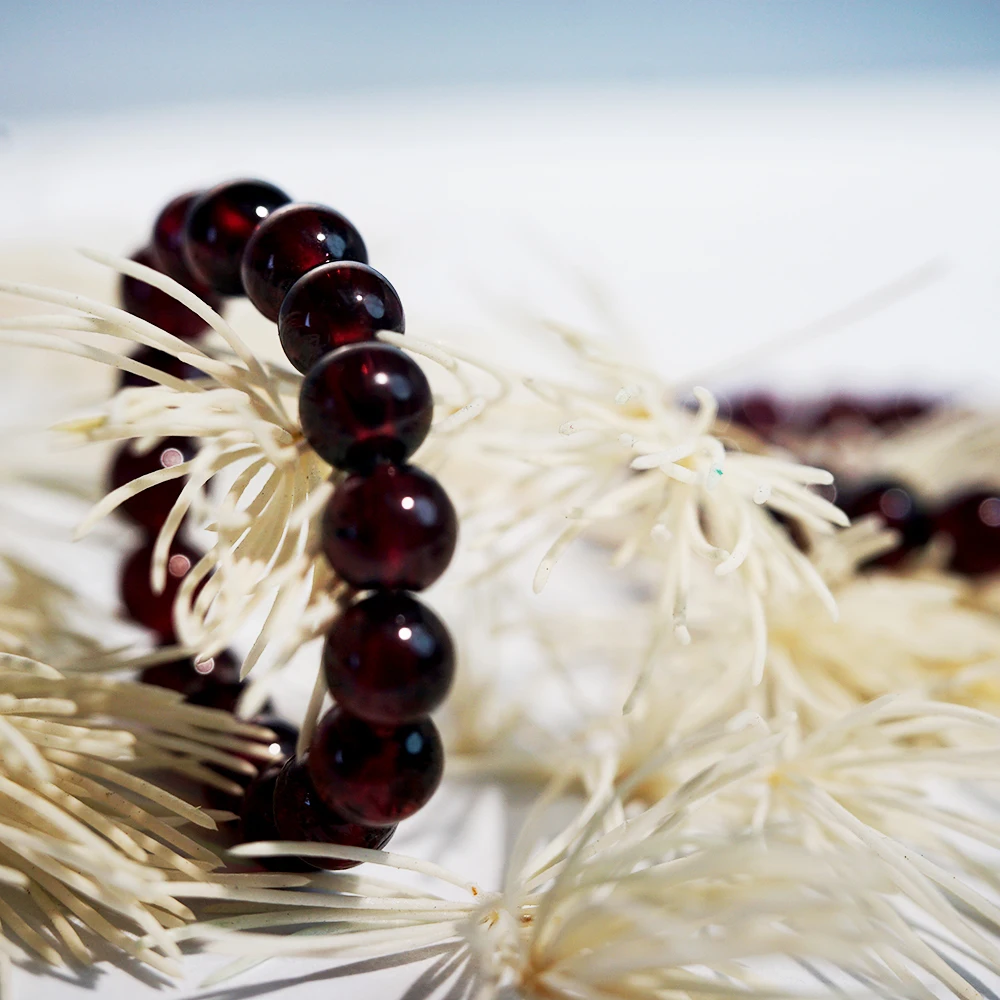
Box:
[1,72,999,997]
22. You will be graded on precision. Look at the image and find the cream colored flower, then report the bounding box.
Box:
[0,652,281,990]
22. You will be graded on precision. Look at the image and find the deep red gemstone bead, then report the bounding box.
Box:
[238,765,313,872]
[307,708,443,826]
[241,203,368,321]
[323,592,455,725]
[183,179,291,296]
[729,392,783,439]
[321,464,457,591]
[120,248,218,341]
[120,538,200,640]
[151,191,204,284]
[108,436,196,532]
[278,262,405,374]
[119,345,206,389]
[839,480,933,568]
[299,344,433,472]
[869,396,935,431]
[273,757,395,869]
[141,648,243,712]
[935,491,1000,577]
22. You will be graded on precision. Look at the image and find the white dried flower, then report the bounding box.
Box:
[6,246,1000,1000]
[443,324,847,692]
[0,652,281,991]
[0,253,507,724]
[157,713,996,1000]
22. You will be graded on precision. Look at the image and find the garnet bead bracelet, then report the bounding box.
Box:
[730,390,1000,575]
[114,179,457,869]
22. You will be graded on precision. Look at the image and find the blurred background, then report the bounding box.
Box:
[2,1,999,399]
[1,5,999,997]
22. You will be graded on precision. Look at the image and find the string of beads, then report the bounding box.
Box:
[731,392,1000,573]
[112,180,456,868]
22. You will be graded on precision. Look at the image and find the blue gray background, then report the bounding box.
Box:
[2,0,1000,119]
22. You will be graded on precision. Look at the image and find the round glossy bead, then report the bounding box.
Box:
[321,464,457,591]
[120,538,200,640]
[278,262,404,374]
[273,757,395,869]
[936,491,1000,577]
[119,345,206,389]
[238,765,312,872]
[152,191,204,283]
[120,248,217,341]
[323,592,454,724]
[141,648,243,713]
[307,709,444,826]
[299,343,433,471]
[108,436,196,531]
[839,480,933,568]
[241,203,368,321]
[183,179,291,295]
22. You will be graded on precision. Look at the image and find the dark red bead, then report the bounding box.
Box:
[299,344,433,471]
[729,392,783,439]
[151,191,204,284]
[324,592,454,725]
[278,262,405,374]
[183,179,291,296]
[241,203,368,321]
[839,480,933,568]
[119,345,206,389]
[141,648,243,713]
[936,491,1000,577]
[321,464,457,591]
[273,757,395,869]
[238,765,313,872]
[108,436,196,532]
[120,538,201,640]
[120,248,218,341]
[869,396,935,431]
[307,709,443,826]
